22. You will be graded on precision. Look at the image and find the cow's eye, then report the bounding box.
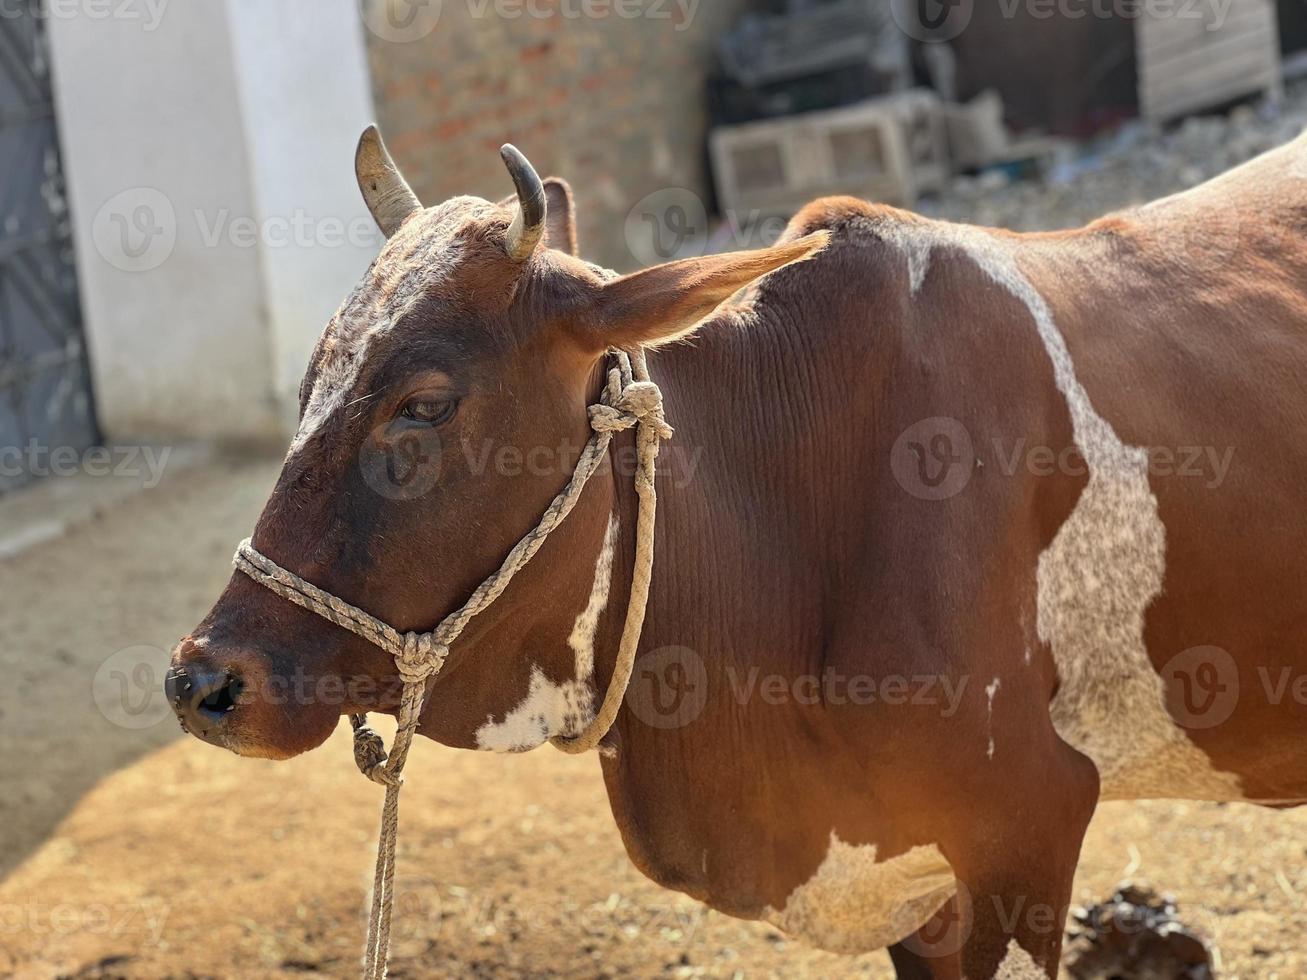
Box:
[401,398,457,426]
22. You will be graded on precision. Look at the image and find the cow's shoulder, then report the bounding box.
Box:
[783,197,1028,306]
[775,197,940,294]
[711,197,914,320]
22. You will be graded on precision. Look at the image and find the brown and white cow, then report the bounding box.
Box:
[169,128,1307,978]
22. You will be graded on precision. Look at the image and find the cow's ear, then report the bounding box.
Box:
[543,179,578,256]
[584,232,829,349]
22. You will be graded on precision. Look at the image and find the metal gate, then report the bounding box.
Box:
[0,2,95,495]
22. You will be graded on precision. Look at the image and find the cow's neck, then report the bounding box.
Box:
[591,310,849,914]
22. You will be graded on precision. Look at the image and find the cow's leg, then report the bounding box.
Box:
[886,898,964,979]
[949,744,1098,979]
[887,942,953,980]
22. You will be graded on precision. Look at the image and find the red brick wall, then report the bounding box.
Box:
[364,1,750,270]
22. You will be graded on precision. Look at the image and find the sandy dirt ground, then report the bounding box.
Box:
[0,459,1304,979]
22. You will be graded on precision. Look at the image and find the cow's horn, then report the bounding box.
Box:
[356,125,421,239]
[500,144,546,262]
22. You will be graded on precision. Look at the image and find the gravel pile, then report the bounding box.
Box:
[924,81,1307,232]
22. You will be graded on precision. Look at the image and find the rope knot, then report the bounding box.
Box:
[587,403,632,434]
[589,380,673,440]
[397,633,448,685]
[351,718,399,787]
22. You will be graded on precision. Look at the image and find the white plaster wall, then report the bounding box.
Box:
[225,0,379,433]
[47,0,378,442]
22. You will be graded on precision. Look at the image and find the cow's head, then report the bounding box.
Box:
[167,128,824,760]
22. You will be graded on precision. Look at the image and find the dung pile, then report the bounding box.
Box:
[1064,880,1216,980]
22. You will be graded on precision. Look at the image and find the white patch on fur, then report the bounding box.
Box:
[986,677,1001,760]
[289,312,401,456]
[873,216,1244,802]
[568,514,620,680]
[762,833,956,954]
[879,224,934,294]
[472,665,569,753]
[994,938,1045,979]
[287,200,483,457]
[474,514,619,752]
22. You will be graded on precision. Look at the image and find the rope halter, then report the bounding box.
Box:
[231,348,670,978]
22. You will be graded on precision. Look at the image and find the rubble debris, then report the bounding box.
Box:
[943,90,1009,171]
[925,81,1307,232]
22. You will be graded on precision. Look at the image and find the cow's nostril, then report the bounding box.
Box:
[200,674,243,713]
[166,663,245,737]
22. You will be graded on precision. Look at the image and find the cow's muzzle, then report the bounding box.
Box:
[165,661,244,740]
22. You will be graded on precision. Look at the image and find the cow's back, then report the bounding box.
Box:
[696,143,1307,805]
